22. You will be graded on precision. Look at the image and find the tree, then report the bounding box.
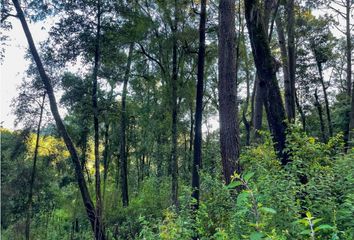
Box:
[244,0,289,165]
[120,43,134,207]
[218,0,241,184]
[11,1,106,238]
[191,0,206,211]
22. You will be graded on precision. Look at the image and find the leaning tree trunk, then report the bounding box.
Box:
[25,93,45,240]
[245,0,289,165]
[192,0,206,211]
[120,43,134,207]
[12,1,105,239]
[218,0,241,184]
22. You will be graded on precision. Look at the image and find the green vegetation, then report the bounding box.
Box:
[1,0,353,239]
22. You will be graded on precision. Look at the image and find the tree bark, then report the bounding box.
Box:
[170,0,179,207]
[295,91,306,132]
[245,0,289,165]
[314,89,326,142]
[12,1,105,238]
[103,121,110,201]
[120,43,134,207]
[191,0,206,211]
[92,1,103,237]
[25,93,45,240]
[218,0,241,184]
[345,0,353,149]
[276,15,293,123]
[286,0,296,122]
[317,62,333,138]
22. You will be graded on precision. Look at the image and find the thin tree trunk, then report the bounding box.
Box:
[317,62,333,138]
[191,0,206,211]
[314,89,326,142]
[189,105,194,172]
[25,93,45,240]
[120,43,134,207]
[286,0,296,122]
[245,0,289,165]
[241,29,252,146]
[276,15,293,122]
[103,121,110,201]
[92,1,103,237]
[218,0,241,184]
[12,1,105,238]
[170,0,179,207]
[295,91,306,132]
[345,0,353,149]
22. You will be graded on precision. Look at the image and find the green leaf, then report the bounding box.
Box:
[314,224,333,232]
[312,218,322,225]
[305,211,313,219]
[260,207,277,214]
[226,181,242,189]
[237,191,250,205]
[249,231,264,240]
[300,229,311,235]
[243,172,255,182]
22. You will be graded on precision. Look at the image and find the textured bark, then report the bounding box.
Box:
[295,91,306,131]
[102,121,110,201]
[253,0,276,138]
[92,1,103,237]
[218,0,241,184]
[120,43,134,207]
[245,0,289,165]
[314,89,326,142]
[242,33,252,146]
[191,0,206,211]
[253,76,263,139]
[345,0,353,148]
[170,0,179,207]
[25,93,45,240]
[286,0,296,122]
[276,16,293,122]
[317,62,333,138]
[12,1,105,238]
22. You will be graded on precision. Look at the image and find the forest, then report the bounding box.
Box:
[1,0,354,239]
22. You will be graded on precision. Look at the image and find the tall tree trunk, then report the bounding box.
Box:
[317,62,333,138]
[241,31,252,146]
[170,0,179,207]
[345,0,353,149]
[92,1,103,237]
[286,0,296,122]
[218,0,241,184]
[120,43,134,207]
[102,121,110,201]
[295,91,306,131]
[245,0,289,165]
[81,126,92,184]
[276,15,293,122]
[189,105,194,173]
[252,0,276,139]
[191,0,206,211]
[12,1,105,238]
[253,77,263,139]
[25,93,45,240]
[314,89,326,142]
